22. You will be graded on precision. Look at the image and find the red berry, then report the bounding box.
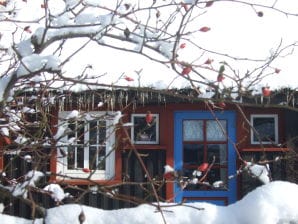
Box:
[24,26,32,33]
[164,172,174,180]
[182,66,192,75]
[275,68,281,74]
[217,74,225,82]
[218,102,226,108]
[204,58,213,65]
[180,43,186,49]
[199,26,211,32]
[82,168,91,173]
[181,2,188,11]
[124,76,134,81]
[257,11,264,17]
[205,1,214,7]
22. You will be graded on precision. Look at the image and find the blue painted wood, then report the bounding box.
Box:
[174,110,237,204]
[183,198,227,206]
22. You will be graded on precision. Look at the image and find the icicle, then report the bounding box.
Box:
[83,94,86,110]
[60,96,65,112]
[105,93,109,110]
[110,95,114,111]
[78,94,82,110]
[132,94,137,111]
[125,91,128,106]
[68,94,72,111]
[87,93,91,111]
[87,93,90,111]
[81,94,84,110]
[91,93,95,110]
[260,95,263,104]
[141,93,145,106]
[118,91,123,109]
[158,93,162,103]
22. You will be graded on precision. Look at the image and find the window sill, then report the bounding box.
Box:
[53,177,122,185]
[123,145,166,150]
[241,148,288,152]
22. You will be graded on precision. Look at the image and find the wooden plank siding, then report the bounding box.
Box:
[1,88,297,218]
[1,149,166,219]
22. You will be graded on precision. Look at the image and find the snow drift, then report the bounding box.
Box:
[1,181,297,224]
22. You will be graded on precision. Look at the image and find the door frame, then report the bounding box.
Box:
[174,110,237,205]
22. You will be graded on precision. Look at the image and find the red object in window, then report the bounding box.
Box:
[262,87,271,97]
[145,111,153,124]
[198,163,209,172]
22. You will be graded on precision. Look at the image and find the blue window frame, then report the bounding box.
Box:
[174,111,237,205]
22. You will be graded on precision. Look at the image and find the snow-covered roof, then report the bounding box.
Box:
[10,87,298,112]
[1,0,298,104]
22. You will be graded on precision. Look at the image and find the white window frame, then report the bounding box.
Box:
[56,111,115,180]
[250,114,278,144]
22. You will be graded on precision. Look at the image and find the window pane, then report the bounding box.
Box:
[77,121,84,144]
[207,144,227,165]
[134,116,157,142]
[89,146,105,170]
[89,120,106,144]
[206,120,226,141]
[253,117,275,142]
[183,144,204,165]
[68,122,76,139]
[183,168,228,191]
[67,146,84,169]
[89,121,97,145]
[183,120,203,141]
[76,146,84,168]
[208,168,227,188]
[98,121,106,143]
[67,146,75,169]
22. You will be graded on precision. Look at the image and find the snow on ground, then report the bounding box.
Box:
[1,181,298,224]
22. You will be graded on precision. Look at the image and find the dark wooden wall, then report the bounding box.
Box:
[1,149,166,219]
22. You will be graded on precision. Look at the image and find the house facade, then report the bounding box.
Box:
[0,88,297,217]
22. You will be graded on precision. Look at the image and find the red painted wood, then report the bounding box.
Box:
[0,137,3,171]
[235,107,285,150]
[241,148,288,152]
[47,99,287,202]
